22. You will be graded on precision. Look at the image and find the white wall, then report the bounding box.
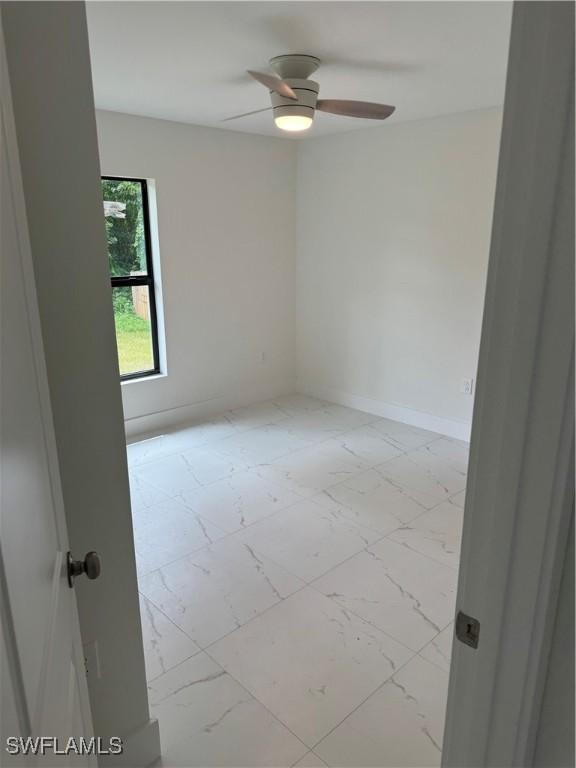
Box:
[296,108,502,439]
[95,110,297,437]
[97,108,500,442]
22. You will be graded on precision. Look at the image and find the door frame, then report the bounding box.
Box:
[443,2,574,766]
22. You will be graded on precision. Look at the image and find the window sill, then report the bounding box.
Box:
[121,371,167,387]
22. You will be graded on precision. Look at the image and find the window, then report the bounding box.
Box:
[101,177,160,380]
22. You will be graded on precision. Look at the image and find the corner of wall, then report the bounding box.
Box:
[297,379,472,441]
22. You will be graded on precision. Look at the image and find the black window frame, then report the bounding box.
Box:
[103,176,161,382]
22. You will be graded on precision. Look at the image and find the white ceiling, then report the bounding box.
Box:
[86,1,512,139]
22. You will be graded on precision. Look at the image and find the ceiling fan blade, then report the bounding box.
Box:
[316,100,395,120]
[221,107,273,122]
[247,70,298,100]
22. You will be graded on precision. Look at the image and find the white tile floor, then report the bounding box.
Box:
[127,395,467,767]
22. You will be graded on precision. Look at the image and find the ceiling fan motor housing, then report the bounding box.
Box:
[269,54,321,80]
[271,78,319,121]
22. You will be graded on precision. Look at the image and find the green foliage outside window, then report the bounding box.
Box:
[102,178,146,280]
[102,178,155,376]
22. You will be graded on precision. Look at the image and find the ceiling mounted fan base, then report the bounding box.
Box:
[269,54,321,80]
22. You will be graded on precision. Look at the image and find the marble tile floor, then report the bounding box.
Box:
[128,395,467,767]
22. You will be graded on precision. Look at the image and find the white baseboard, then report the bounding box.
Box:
[98,718,160,768]
[298,382,472,442]
[124,379,296,441]
[124,377,471,443]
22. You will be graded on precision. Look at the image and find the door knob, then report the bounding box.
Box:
[67,551,101,587]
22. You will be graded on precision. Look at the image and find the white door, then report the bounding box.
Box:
[0,18,95,766]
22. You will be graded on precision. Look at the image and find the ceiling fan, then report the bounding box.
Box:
[223,54,396,132]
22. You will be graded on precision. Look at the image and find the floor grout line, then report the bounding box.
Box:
[129,398,467,766]
[126,401,298,458]
[126,395,375,469]
[131,430,457,551]
[415,624,455,675]
[139,513,458,699]
[144,582,453,762]
[201,646,314,760]
[135,472,464,658]
[128,399,414,480]
[135,492,462,642]
[307,640,438,757]
[200,600,422,758]
[147,641,313,765]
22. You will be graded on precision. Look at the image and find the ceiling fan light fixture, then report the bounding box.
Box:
[274,114,313,132]
[224,57,396,129]
[271,78,318,132]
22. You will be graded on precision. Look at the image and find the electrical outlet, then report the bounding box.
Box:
[83,640,101,680]
[461,378,474,395]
